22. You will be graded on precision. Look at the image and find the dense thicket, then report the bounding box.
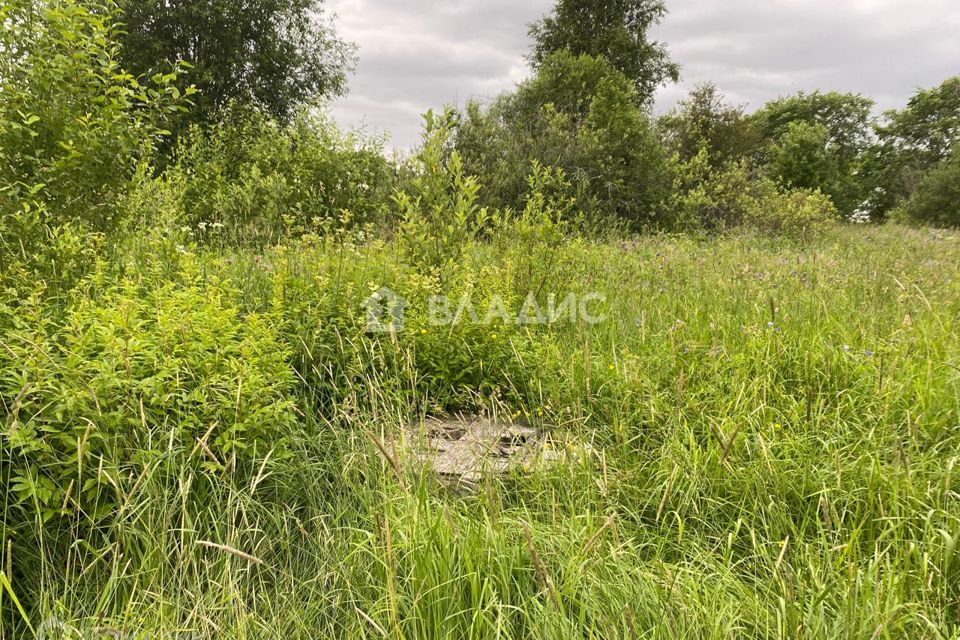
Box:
[894,149,960,227]
[455,51,670,228]
[0,0,190,281]
[867,77,960,220]
[658,83,762,167]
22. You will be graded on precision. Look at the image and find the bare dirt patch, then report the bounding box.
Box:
[400,415,570,490]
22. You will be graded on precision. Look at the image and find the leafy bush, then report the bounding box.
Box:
[665,150,759,231]
[235,236,549,415]
[0,272,297,525]
[166,103,394,247]
[491,162,577,299]
[0,0,190,247]
[763,121,839,196]
[396,109,490,275]
[893,151,960,228]
[743,184,840,235]
[666,150,839,235]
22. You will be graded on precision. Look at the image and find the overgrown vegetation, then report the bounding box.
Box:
[2,0,960,638]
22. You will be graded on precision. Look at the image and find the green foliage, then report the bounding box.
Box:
[660,83,763,168]
[754,91,874,216]
[743,184,840,236]
[397,109,489,275]
[7,226,960,638]
[165,103,393,247]
[456,52,669,229]
[764,121,838,193]
[528,0,679,105]
[754,91,875,157]
[666,150,760,231]
[866,77,960,219]
[491,162,577,299]
[118,0,354,126]
[881,76,960,165]
[666,150,839,235]
[893,151,960,228]
[0,269,296,526]
[7,3,960,636]
[0,0,190,278]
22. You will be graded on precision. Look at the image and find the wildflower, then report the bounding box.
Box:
[420,328,428,335]
[865,349,875,357]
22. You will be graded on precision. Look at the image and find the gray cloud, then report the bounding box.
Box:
[327,0,960,149]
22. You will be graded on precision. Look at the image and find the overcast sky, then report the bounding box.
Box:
[327,0,960,150]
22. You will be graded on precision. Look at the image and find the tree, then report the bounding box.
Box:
[864,77,960,219]
[118,0,355,125]
[754,91,875,216]
[893,150,960,228]
[881,77,960,165]
[659,83,762,167]
[528,0,679,105]
[754,91,874,166]
[456,51,669,228]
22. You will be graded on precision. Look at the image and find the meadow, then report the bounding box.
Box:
[3,0,960,637]
[3,223,959,639]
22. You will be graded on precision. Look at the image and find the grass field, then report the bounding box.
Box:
[3,224,960,639]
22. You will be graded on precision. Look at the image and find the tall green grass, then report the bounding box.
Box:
[2,225,959,638]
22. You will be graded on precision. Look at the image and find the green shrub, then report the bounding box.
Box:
[666,150,840,235]
[744,184,840,235]
[893,151,960,228]
[0,0,190,251]
[665,150,759,231]
[491,162,577,299]
[396,109,490,276]
[0,273,297,525]
[752,91,874,217]
[167,103,394,247]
